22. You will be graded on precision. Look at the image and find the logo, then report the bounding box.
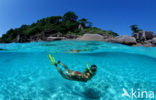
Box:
[122,88,154,99]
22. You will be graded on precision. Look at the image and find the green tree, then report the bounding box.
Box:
[62,12,79,33]
[63,11,78,23]
[4,29,17,42]
[49,16,62,24]
[78,18,92,28]
[78,18,87,27]
[130,24,142,33]
[37,19,47,26]
[88,22,92,27]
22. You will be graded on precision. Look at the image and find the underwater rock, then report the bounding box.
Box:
[83,88,102,99]
[0,48,5,50]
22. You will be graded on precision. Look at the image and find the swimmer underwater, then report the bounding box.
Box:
[48,54,97,82]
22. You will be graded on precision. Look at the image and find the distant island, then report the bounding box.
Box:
[0,11,156,47]
[0,11,118,43]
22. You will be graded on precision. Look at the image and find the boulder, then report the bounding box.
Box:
[133,43,143,47]
[47,37,66,41]
[145,31,154,40]
[77,33,104,41]
[152,38,156,45]
[65,34,78,39]
[133,40,154,47]
[133,31,154,42]
[112,35,136,45]
[143,40,153,47]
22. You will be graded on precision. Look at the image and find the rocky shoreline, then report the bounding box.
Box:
[32,33,156,47]
[38,32,156,47]
[77,33,156,47]
[7,29,156,47]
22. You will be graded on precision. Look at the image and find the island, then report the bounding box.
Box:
[0,11,156,47]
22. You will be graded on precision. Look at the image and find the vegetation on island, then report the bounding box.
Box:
[0,11,118,43]
[130,24,142,34]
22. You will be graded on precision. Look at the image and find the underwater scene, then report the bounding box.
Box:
[0,40,156,100]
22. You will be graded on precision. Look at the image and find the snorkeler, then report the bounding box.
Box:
[48,54,97,82]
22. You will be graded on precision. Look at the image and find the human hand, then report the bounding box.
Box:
[58,60,61,63]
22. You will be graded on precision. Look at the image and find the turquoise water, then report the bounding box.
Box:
[0,40,156,100]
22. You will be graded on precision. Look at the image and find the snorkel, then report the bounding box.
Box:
[87,63,93,74]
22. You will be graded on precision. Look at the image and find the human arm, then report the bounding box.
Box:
[57,61,70,72]
[54,63,69,79]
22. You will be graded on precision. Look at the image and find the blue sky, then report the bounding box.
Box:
[0,0,156,36]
